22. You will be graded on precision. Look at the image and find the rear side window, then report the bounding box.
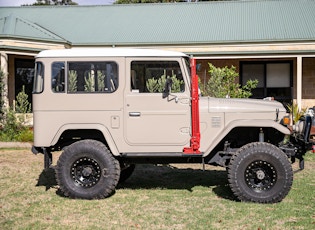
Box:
[68,62,118,93]
[33,62,44,94]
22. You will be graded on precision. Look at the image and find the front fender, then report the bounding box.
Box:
[203,119,290,157]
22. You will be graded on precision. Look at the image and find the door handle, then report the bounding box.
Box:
[129,112,141,117]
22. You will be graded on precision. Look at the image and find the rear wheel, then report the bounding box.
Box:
[228,142,293,203]
[56,140,120,199]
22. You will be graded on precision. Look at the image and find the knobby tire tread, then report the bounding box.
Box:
[56,140,120,199]
[227,142,293,203]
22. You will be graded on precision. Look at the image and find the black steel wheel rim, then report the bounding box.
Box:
[244,160,277,192]
[71,157,101,188]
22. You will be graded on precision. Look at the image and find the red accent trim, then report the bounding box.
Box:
[183,58,201,154]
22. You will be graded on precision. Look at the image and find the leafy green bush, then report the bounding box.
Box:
[0,108,33,142]
[0,84,33,142]
[0,109,33,142]
[15,128,33,142]
[201,63,258,98]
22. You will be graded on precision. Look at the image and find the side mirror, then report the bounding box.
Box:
[163,78,173,98]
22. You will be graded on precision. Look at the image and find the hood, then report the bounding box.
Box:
[202,97,287,113]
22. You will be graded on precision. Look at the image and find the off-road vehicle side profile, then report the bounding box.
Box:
[32,48,313,203]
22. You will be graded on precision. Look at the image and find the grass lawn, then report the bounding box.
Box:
[0,149,314,229]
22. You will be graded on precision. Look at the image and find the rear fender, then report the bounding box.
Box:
[51,124,119,156]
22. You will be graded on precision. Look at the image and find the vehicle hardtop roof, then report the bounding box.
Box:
[36,48,188,58]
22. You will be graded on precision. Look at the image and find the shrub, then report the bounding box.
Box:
[0,108,33,142]
[15,85,31,113]
[0,84,33,142]
[287,103,307,123]
[201,63,258,98]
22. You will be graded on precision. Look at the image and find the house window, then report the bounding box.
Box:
[240,61,293,103]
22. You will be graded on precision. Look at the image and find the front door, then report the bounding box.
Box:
[124,58,191,150]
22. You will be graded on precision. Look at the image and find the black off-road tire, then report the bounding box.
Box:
[119,162,135,183]
[228,142,293,203]
[56,140,120,199]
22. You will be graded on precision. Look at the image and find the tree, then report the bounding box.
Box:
[201,63,258,98]
[27,0,78,6]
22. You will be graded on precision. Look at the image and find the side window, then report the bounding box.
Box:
[33,62,44,94]
[52,62,65,93]
[68,62,118,93]
[131,61,185,93]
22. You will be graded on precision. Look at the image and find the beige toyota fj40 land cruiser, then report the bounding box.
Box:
[32,48,313,203]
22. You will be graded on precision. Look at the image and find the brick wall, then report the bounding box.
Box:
[302,58,315,108]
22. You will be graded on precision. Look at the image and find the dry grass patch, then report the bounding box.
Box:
[0,149,314,229]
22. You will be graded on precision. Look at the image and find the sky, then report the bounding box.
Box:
[0,0,114,6]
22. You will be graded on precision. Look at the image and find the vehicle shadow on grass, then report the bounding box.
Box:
[117,164,235,201]
[36,167,58,191]
[35,164,235,201]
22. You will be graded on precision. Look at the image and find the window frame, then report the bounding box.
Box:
[130,60,186,94]
[240,60,293,102]
[49,60,119,94]
[66,61,119,94]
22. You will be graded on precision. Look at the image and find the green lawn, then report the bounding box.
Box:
[0,149,314,229]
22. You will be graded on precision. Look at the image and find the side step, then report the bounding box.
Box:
[120,152,203,158]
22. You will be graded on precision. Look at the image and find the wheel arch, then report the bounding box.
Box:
[203,119,290,158]
[51,124,119,155]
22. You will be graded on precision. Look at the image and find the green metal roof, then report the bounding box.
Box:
[0,13,68,43]
[1,0,315,46]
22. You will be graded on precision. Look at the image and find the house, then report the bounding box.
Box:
[1,0,315,111]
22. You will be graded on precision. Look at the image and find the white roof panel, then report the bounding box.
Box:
[36,48,187,58]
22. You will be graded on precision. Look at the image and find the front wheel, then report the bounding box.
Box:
[228,142,293,203]
[56,140,120,199]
